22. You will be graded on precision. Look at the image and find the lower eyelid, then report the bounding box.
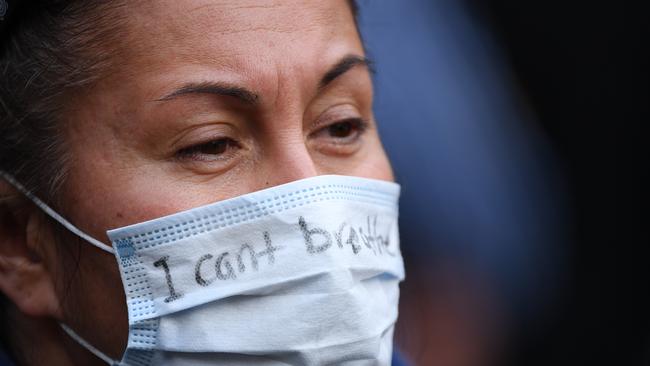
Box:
[308,125,368,157]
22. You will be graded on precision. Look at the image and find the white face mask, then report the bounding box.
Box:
[2,174,404,366]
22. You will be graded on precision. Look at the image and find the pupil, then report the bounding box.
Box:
[329,122,353,138]
[203,140,228,154]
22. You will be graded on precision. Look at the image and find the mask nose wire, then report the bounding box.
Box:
[0,172,116,254]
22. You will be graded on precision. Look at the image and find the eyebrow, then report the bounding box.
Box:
[319,54,373,89]
[155,54,373,104]
[156,82,260,104]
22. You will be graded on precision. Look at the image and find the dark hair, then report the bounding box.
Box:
[0,1,127,362]
[0,1,359,363]
[0,1,128,202]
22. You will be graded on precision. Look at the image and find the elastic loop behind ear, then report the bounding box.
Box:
[60,324,119,365]
[0,171,115,254]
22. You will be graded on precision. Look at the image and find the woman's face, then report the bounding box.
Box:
[52,0,392,360]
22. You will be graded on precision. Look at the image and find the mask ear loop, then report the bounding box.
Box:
[0,172,115,254]
[60,324,120,365]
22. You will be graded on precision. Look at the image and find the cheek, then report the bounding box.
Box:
[359,135,395,182]
[354,128,394,182]
[361,147,394,182]
[54,228,129,359]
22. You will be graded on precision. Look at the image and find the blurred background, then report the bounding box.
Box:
[356,0,638,365]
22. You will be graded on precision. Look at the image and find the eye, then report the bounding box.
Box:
[176,137,240,161]
[316,118,368,143]
[328,120,356,138]
[308,117,369,156]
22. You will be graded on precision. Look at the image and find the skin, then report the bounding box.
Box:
[0,0,393,364]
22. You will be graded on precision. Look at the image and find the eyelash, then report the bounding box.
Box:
[315,118,369,142]
[175,137,240,162]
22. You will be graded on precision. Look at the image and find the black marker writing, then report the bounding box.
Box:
[299,216,332,254]
[158,215,393,300]
[257,231,281,265]
[192,231,284,286]
[362,215,396,257]
[346,226,361,254]
[300,215,396,257]
[237,244,258,273]
[215,252,237,280]
[195,254,215,287]
[154,256,183,303]
[335,223,346,249]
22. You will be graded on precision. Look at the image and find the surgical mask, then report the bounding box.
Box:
[1,174,404,366]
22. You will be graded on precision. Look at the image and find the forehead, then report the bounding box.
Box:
[116,0,361,82]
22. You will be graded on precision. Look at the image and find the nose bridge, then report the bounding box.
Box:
[256,121,318,187]
[264,133,318,186]
[255,65,318,187]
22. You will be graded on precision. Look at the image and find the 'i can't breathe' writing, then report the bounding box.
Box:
[153,215,396,303]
